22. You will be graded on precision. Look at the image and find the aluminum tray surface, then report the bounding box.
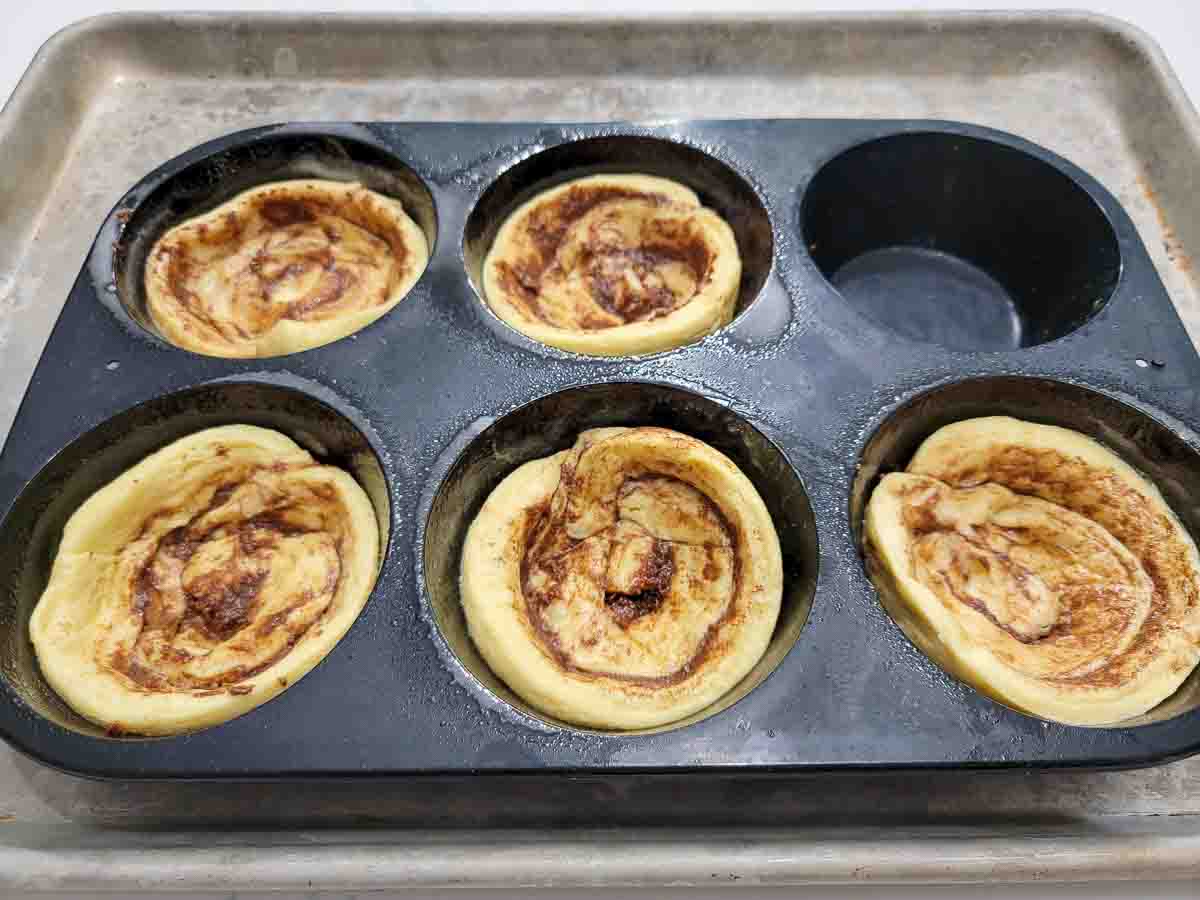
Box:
[2,11,1200,889]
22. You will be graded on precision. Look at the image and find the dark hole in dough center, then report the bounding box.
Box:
[603,538,674,627]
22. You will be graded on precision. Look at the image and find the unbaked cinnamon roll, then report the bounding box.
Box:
[460,427,782,729]
[482,175,741,355]
[145,179,428,357]
[29,425,380,735]
[865,416,1200,725]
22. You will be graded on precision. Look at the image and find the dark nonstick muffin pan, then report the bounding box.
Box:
[2,119,1199,778]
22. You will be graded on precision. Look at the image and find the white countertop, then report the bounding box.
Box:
[3,3,1199,899]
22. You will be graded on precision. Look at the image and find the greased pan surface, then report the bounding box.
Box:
[2,118,1200,777]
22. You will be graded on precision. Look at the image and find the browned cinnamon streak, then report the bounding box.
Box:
[518,466,745,687]
[492,185,716,328]
[527,186,654,259]
[258,198,318,227]
[604,540,675,627]
[895,445,1199,688]
[113,466,345,694]
[159,188,412,329]
[898,490,1054,645]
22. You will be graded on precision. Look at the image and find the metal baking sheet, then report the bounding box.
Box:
[3,10,1200,888]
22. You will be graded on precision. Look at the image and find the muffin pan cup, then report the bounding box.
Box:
[2,118,1200,777]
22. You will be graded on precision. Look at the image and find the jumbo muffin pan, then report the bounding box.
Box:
[2,118,1200,778]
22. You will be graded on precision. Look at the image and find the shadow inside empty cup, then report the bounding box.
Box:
[802,132,1121,351]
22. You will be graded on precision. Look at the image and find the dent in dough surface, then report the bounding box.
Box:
[460,426,782,730]
[145,179,429,358]
[864,416,1200,725]
[29,425,380,736]
[482,174,742,356]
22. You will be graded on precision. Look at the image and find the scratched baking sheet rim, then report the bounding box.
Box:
[1,10,1200,889]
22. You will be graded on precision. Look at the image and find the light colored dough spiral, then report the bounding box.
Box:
[461,427,782,730]
[145,179,428,357]
[865,416,1200,725]
[30,425,380,735]
[482,175,741,355]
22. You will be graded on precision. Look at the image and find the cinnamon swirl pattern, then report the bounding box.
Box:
[145,180,428,357]
[460,427,782,729]
[29,425,380,735]
[865,417,1200,725]
[482,175,741,355]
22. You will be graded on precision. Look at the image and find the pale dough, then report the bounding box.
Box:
[482,174,741,356]
[460,426,782,730]
[30,425,380,736]
[145,179,428,357]
[865,416,1200,725]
